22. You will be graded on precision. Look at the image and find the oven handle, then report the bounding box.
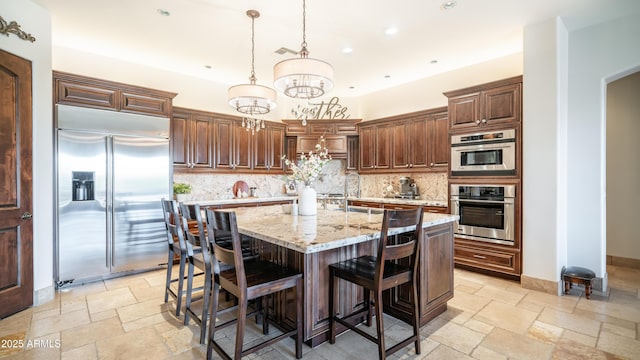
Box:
[452,198,514,205]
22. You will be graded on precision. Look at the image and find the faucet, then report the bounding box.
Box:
[344,172,361,212]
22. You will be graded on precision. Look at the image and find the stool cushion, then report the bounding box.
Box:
[562,266,596,280]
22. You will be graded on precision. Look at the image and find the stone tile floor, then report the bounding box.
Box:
[1,265,639,359]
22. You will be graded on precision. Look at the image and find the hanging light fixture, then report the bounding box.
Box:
[228,10,276,134]
[273,0,334,99]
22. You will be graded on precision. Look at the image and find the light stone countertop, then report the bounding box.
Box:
[229,204,458,254]
[184,196,447,208]
[350,197,448,208]
[183,196,296,206]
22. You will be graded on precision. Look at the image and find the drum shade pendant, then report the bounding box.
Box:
[273,0,334,99]
[228,10,276,134]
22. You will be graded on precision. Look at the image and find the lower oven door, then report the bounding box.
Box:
[452,198,515,245]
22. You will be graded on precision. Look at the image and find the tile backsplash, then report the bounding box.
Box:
[174,160,448,202]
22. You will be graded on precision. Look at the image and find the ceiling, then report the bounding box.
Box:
[33,0,640,97]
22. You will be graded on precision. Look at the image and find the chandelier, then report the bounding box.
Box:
[228,10,276,134]
[273,0,334,100]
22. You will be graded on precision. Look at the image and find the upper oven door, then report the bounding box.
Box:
[451,141,515,176]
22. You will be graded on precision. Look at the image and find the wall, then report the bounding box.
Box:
[606,71,640,261]
[521,17,569,293]
[522,11,640,290]
[0,0,54,304]
[360,53,523,120]
[565,13,640,282]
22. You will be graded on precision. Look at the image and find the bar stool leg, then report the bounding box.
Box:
[164,251,173,303]
[234,297,248,360]
[329,268,337,344]
[175,252,186,316]
[183,261,194,325]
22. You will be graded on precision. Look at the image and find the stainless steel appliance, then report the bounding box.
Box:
[397,176,419,199]
[55,104,171,286]
[450,129,516,176]
[450,184,515,245]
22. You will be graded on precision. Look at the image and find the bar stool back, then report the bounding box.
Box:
[160,199,188,316]
[205,209,303,360]
[329,207,424,360]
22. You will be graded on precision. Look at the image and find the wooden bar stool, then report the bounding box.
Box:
[179,203,211,344]
[562,266,596,299]
[160,199,189,316]
[205,209,303,360]
[329,207,424,360]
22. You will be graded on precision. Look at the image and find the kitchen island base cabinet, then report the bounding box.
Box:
[255,222,454,346]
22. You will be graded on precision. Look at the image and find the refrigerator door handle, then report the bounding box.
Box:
[106,136,114,269]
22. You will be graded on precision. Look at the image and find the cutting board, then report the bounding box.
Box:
[232,181,249,198]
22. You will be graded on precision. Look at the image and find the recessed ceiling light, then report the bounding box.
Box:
[442,1,456,10]
[204,65,212,69]
[384,75,391,79]
[348,86,355,89]
[385,27,398,36]
[157,8,170,16]
[430,60,438,64]
[342,47,353,54]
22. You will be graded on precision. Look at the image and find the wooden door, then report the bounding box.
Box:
[253,127,269,171]
[0,49,34,318]
[233,121,252,170]
[429,111,449,170]
[482,82,521,126]
[358,125,376,171]
[171,111,189,167]
[214,118,233,169]
[268,125,285,172]
[191,114,213,168]
[408,117,429,169]
[375,124,391,170]
[448,92,480,130]
[346,136,358,171]
[391,121,409,169]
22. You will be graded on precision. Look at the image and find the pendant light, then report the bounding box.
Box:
[228,10,276,134]
[273,0,334,99]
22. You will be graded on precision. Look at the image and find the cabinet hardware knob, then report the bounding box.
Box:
[21,212,33,220]
[410,164,413,168]
[481,118,487,124]
[475,119,481,125]
[430,162,434,166]
[406,164,409,168]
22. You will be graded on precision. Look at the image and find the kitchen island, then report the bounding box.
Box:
[228,204,458,346]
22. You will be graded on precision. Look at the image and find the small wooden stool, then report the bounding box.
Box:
[562,266,596,299]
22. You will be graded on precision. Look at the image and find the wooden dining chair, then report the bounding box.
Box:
[179,203,211,344]
[205,208,303,360]
[160,199,188,316]
[328,207,424,360]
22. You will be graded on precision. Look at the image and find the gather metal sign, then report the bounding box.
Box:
[291,97,351,120]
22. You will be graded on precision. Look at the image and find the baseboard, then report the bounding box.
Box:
[607,255,640,270]
[520,275,562,295]
[34,285,55,306]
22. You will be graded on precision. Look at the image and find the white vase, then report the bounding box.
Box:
[298,185,317,216]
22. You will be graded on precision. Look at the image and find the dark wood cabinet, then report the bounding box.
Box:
[385,223,454,326]
[214,117,252,171]
[454,238,521,277]
[282,119,360,136]
[359,107,448,174]
[171,108,213,169]
[445,75,522,132]
[428,110,449,170]
[53,71,175,116]
[346,136,358,171]
[254,123,285,172]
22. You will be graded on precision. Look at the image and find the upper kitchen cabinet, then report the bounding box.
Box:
[359,107,448,174]
[172,108,214,170]
[359,122,391,172]
[214,117,252,171]
[444,75,522,132]
[253,122,286,172]
[54,71,176,117]
[429,110,449,171]
[282,119,360,137]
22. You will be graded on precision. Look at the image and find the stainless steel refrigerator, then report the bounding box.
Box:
[55,104,171,286]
